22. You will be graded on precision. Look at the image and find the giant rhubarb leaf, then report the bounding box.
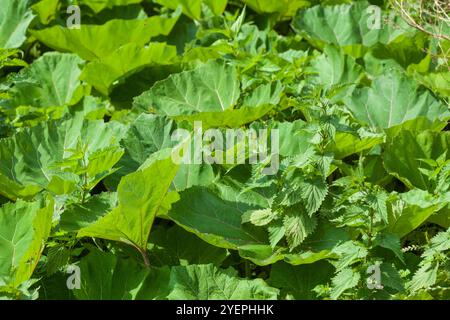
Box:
[0,117,124,200]
[31,15,179,61]
[77,156,179,252]
[0,0,35,49]
[344,71,449,130]
[0,198,53,290]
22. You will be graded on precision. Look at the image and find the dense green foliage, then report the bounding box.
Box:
[0,0,449,300]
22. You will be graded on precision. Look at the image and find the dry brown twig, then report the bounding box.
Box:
[392,0,450,41]
[391,0,450,68]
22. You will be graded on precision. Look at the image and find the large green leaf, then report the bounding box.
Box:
[0,0,35,49]
[77,156,179,250]
[408,55,450,98]
[31,0,60,25]
[242,0,309,16]
[80,42,177,95]
[75,251,277,300]
[276,120,311,157]
[133,60,278,128]
[238,222,349,266]
[73,249,151,300]
[80,0,143,13]
[107,114,176,186]
[155,0,228,20]
[242,81,283,108]
[0,117,125,200]
[236,210,351,265]
[149,225,228,267]
[167,264,279,300]
[0,198,53,290]
[308,45,363,89]
[171,104,274,129]
[5,52,85,109]
[327,131,384,159]
[388,190,443,237]
[329,268,360,299]
[293,1,409,51]
[167,187,267,249]
[344,71,449,130]
[60,192,118,232]
[384,130,450,190]
[31,15,179,61]
[104,114,215,191]
[429,207,450,229]
[412,71,450,99]
[134,60,240,116]
[269,261,333,299]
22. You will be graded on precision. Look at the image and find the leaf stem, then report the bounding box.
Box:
[138,246,151,268]
[368,208,374,248]
[244,260,251,278]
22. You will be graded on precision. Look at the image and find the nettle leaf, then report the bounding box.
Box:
[267,221,286,249]
[283,211,317,251]
[0,48,28,70]
[134,60,241,116]
[78,156,179,250]
[300,178,328,216]
[380,263,405,292]
[329,268,360,300]
[0,0,35,49]
[407,262,439,293]
[407,228,450,293]
[80,42,177,95]
[331,241,368,271]
[423,228,450,257]
[283,223,350,264]
[293,1,409,52]
[384,130,450,190]
[0,198,53,289]
[5,52,85,109]
[167,264,279,300]
[242,208,274,226]
[31,15,179,61]
[344,71,449,130]
[0,117,125,200]
[367,189,388,223]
